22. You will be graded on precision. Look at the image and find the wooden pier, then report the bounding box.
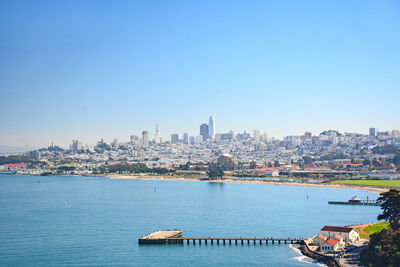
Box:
[328,200,378,206]
[139,230,304,245]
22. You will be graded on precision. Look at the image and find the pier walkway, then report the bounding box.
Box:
[328,200,378,206]
[138,230,304,245]
[166,237,303,245]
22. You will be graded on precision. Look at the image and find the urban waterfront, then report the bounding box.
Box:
[0,174,380,266]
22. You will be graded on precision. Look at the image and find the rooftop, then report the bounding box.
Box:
[324,238,339,246]
[321,226,354,233]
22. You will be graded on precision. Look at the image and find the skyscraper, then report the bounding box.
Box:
[369,127,376,137]
[200,123,209,141]
[111,139,118,148]
[71,140,82,153]
[130,135,139,145]
[253,130,260,142]
[142,131,149,147]
[209,116,215,139]
[154,124,161,144]
[171,134,179,144]
[183,132,189,144]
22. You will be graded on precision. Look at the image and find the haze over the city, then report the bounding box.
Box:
[1,0,399,147]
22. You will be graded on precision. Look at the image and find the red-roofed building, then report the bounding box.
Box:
[320,238,340,252]
[320,226,359,243]
[312,233,327,245]
[332,234,344,246]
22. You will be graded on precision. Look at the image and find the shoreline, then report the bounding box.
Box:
[106,174,387,194]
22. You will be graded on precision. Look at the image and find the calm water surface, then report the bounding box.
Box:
[0,175,380,266]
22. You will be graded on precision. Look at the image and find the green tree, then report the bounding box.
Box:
[207,169,224,179]
[372,160,381,167]
[372,145,400,155]
[360,228,400,266]
[250,161,257,169]
[363,159,371,166]
[377,189,400,231]
[394,153,400,165]
[302,156,313,165]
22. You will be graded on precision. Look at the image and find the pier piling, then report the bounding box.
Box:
[139,230,304,246]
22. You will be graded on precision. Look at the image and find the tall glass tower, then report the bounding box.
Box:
[209,116,215,139]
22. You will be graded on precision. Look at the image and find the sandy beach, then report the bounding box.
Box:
[107,174,388,194]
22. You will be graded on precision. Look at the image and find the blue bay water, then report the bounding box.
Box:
[0,175,380,266]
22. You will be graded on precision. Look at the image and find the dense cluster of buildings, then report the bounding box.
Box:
[2,116,399,178]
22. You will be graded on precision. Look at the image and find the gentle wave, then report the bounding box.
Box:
[289,244,326,266]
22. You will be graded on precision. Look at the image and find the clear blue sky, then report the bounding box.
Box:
[1,0,399,147]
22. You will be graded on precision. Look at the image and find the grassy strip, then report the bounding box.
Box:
[354,227,369,239]
[334,180,400,188]
[355,222,389,239]
[363,221,389,235]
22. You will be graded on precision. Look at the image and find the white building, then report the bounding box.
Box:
[332,234,344,246]
[320,238,340,252]
[209,116,215,139]
[71,140,82,153]
[312,233,327,246]
[142,131,149,147]
[253,130,260,142]
[320,226,359,243]
[194,136,203,144]
[154,124,161,144]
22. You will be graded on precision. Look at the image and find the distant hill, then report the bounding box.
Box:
[0,146,28,155]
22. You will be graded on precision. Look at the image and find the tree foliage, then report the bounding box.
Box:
[360,229,400,267]
[372,145,400,155]
[178,161,190,170]
[302,156,314,165]
[207,169,224,179]
[96,163,173,175]
[250,161,257,169]
[58,166,75,172]
[377,189,400,231]
[360,190,400,266]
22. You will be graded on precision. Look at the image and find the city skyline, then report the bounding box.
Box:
[1,1,399,147]
[1,114,400,148]
[14,122,400,150]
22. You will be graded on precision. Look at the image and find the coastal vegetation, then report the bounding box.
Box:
[95,163,174,175]
[334,180,400,188]
[172,171,204,179]
[355,222,389,239]
[207,169,225,179]
[364,222,390,236]
[360,189,400,266]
